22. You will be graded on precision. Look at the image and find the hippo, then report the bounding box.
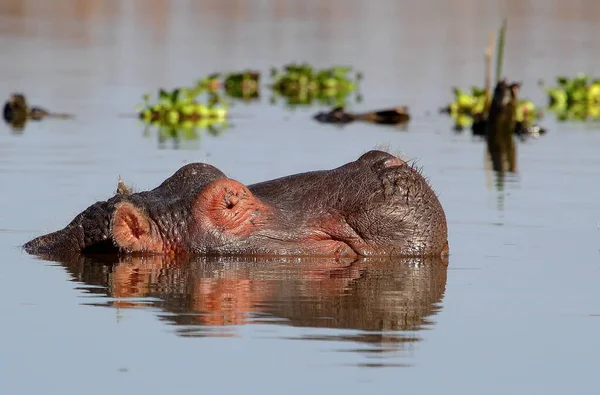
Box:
[23,150,448,260]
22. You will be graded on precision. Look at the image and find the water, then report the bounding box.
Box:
[1,1,600,394]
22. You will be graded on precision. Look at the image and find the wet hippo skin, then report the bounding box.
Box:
[24,150,449,260]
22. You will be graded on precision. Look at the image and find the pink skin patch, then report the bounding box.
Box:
[383,156,407,168]
[112,202,165,254]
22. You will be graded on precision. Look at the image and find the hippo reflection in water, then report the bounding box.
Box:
[54,253,448,354]
[24,150,448,260]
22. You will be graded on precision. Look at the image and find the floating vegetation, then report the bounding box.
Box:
[441,18,544,134]
[197,73,222,94]
[270,63,362,108]
[474,80,546,144]
[545,74,600,121]
[442,86,540,130]
[138,83,230,149]
[223,70,261,101]
[136,64,364,125]
[137,84,229,128]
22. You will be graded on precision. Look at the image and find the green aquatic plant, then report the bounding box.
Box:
[545,74,600,121]
[223,71,261,100]
[137,84,228,127]
[444,86,539,129]
[270,63,361,108]
[447,86,488,117]
[442,18,544,131]
[197,73,222,93]
[495,18,507,85]
[137,64,364,116]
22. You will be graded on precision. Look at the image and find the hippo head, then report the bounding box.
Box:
[24,150,448,259]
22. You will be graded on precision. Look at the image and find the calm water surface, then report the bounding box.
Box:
[1,1,600,394]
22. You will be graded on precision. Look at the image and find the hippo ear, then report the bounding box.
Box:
[194,178,269,237]
[112,202,162,253]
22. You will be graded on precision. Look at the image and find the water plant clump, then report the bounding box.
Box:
[443,86,540,130]
[137,84,228,127]
[197,73,222,93]
[270,63,362,108]
[223,71,261,100]
[545,74,600,121]
[441,18,545,133]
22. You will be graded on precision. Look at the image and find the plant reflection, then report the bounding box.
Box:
[141,120,230,150]
[49,253,448,365]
